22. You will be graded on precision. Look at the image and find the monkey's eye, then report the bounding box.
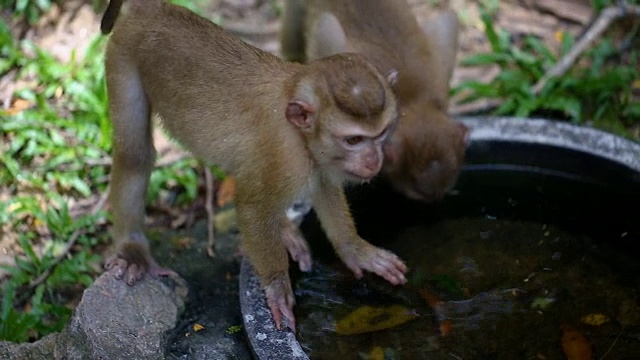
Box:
[376,127,390,140]
[345,136,364,146]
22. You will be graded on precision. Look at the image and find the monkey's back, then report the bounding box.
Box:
[105,0,301,174]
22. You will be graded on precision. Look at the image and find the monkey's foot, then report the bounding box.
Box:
[282,220,312,272]
[264,275,296,332]
[105,241,177,285]
[341,245,408,286]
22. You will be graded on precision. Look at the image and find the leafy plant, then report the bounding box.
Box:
[1,8,209,341]
[0,0,55,24]
[453,5,638,135]
[0,27,111,342]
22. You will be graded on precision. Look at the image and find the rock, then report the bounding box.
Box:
[0,273,188,360]
[0,335,58,360]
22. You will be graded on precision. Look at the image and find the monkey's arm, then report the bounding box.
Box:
[311,179,407,285]
[235,190,297,331]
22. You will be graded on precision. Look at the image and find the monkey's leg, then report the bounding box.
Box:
[104,60,176,285]
[281,217,312,272]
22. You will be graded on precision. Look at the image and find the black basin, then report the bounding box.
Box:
[239,117,640,360]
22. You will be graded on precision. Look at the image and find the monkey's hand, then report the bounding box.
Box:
[281,219,312,272]
[338,241,408,286]
[264,274,297,332]
[105,234,177,285]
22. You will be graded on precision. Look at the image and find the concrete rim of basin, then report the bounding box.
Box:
[239,116,640,360]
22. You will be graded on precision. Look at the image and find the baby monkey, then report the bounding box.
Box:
[282,0,470,201]
[100,0,407,330]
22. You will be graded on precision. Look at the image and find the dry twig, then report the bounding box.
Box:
[205,167,216,257]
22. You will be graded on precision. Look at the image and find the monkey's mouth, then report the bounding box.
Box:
[345,171,376,183]
[399,181,453,203]
[404,188,442,202]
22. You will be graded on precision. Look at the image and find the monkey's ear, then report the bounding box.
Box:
[286,100,315,128]
[383,141,400,165]
[386,69,399,87]
[421,10,460,83]
[307,12,348,58]
[457,122,471,146]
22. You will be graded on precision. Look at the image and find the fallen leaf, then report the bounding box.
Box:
[226,325,242,334]
[214,208,237,234]
[439,320,453,337]
[531,296,556,310]
[335,305,418,335]
[419,288,443,309]
[580,313,610,326]
[4,98,31,115]
[419,288,452,336]
[216,176,236,207]
[172,236,194,250]
[368,346,385,360]
[193,323,205,332]
[561,325,592,360]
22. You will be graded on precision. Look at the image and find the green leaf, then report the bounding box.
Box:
[460,52,512,66]
[544,96,582,121]
[480,8,503,52]
[560,32,575,57]
[524,36,556,63]
[454,80,499,98]
[495,97,518,115]
[17,235,41,268]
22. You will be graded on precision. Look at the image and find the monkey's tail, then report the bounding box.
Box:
[100,0,124,34]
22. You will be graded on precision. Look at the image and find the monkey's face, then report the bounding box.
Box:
[383,105,469,202]
[310,119,394,185]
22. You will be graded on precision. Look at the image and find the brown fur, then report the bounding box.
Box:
[281,0,469,201]
[101,0,407,331]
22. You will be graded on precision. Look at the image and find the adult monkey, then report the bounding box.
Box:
[281,0,469,202]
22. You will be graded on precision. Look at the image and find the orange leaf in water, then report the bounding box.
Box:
[419,288,446,318]
[561,325,592,360]
[419,288,442,309]
[439,320,452,337]
[216,176,236,207]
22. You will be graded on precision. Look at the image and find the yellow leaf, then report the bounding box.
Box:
[335,305,418,335]
[193,323,205,332]
[580,313,609,326]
